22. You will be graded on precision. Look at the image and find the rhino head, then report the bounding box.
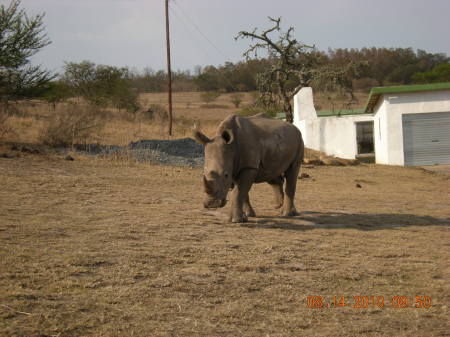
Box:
[193,128,235,209]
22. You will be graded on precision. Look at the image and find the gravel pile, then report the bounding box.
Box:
[74,138,205,167]
[128,138,204,167]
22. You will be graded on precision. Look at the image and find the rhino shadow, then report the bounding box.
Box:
[241,211,450,231]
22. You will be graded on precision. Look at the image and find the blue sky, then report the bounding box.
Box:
[6,0,450,73]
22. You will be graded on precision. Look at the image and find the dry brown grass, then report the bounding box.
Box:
[1,152,449,337]
[2,92,244,146]
[2,91,369,147]
[312,91,369,111]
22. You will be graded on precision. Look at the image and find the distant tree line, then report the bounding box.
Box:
[126,47,449,94]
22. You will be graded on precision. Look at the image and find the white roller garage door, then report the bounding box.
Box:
[402,112,450,166]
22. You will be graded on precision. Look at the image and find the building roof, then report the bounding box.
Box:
[364,82,450,113]
[316,109,367,117]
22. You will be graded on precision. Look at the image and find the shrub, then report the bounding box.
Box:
[141,104,168,120]
[237,105,277,117]
[352,78,379,91]
[0,102,20,140]
[230,93,243,108]
[200,91,220,104]
[41,81,73,109]
[62,61,139,112]
[412,63,450,83]
[0,106,12,140]
[40,103,104,147]
[200,104,229,109]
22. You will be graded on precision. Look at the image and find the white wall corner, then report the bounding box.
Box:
[293,87,317,125]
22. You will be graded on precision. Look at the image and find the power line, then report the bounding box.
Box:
[168,4,215,62]
[168,0,238,91]
[171,0,229,60]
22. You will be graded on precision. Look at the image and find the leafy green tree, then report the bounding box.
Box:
[41,81,73,109]
[200,91,220,104]
[195,66,221,92]
[63,61,139,112]
[412,63,450,83]
[0,0,54,108]
[130,68,167,92]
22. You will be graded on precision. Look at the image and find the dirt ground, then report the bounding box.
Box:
[1,153,450,337]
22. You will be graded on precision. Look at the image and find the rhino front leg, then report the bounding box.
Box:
[229,169,257,223]
[268,176,284,209]
[243,194,256,217]
[282,160,301,217]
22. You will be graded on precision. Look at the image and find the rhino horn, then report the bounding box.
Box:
[203,175,213,194]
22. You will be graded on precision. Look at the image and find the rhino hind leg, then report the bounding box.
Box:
[282,159,301,217]
[268,177,284,209]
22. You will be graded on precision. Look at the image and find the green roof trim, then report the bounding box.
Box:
[316,109,367,117]
[364,82,450,113]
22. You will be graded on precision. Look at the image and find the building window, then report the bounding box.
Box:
[356,121,374,154]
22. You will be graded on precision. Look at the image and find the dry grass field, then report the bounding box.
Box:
[1,150,450,337]
[1,91,450,336]
[2,90,369,146]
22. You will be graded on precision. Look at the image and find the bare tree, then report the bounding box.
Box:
[235,17,315,122]
[236,17,358,123]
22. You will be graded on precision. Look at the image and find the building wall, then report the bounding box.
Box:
[374,89,450,165]
[293,88,373,159]
[373,98,389,164]
[296,87,450,165]
[309,115,374,159]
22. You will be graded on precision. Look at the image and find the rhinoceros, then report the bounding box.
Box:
[193,113,304,223]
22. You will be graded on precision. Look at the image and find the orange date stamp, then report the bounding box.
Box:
[307,295,431,309]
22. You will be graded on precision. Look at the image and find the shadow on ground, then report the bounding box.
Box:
[242,211,450,231]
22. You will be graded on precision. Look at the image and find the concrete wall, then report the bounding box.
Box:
[373,98,389,164]
[295,87,450,165]
[373,89,450,165]
[293,87,373,159]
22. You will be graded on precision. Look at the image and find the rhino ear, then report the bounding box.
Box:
[221,129,234,144]
[193,130,211,145]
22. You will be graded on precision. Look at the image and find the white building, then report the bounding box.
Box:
[293,83,450,166]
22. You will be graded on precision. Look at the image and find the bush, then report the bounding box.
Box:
[141,104,168,121]
[62,61,139,112]
[237,105,277,117]
[0,102,21,140]
[352,78,379,91]
[200,91,220,104]
[200,104,229,109]
[40,103,104,147]
[0,106,12,140]
[230,93,243,108]
[412,63,450,83]
[41,81,73,109]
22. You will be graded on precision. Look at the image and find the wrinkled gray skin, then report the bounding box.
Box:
[193,113,304,223]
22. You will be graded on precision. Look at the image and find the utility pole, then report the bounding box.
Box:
[165,0,173,136]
